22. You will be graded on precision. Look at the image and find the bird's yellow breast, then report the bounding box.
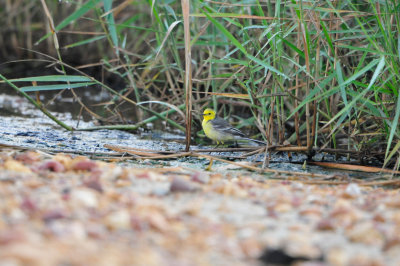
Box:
[202,119,232,144]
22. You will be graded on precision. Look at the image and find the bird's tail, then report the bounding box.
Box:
[242,137,267,145]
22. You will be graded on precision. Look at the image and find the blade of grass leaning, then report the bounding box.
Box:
[345,90,383,118]
[277,36,305,59]
[287,70,336,120]
[35,0,102,45]
[384,141,400,169]
[20,82,96,92]
[9,49,184,133]
[202,9,287,78]
[103,0,119,55]
[28,54,184,133]
[322,56,386,131]
[201,9,247,55]
[336,61,349,113]
[293,57,382,116]
[0,74,73,131]
[337,44,394,56]
[398,30,400,63]
[246,54,288,79]
[320,20,335,56]
[384,90,400,164]
[154,20,182,60]
[4,75,92,83]
[63,35,106,49]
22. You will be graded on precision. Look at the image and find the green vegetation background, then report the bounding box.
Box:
[0,0,399,167]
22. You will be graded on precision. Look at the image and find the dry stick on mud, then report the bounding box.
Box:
[105,144,400,181]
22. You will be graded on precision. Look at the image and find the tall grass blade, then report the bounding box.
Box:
[103,0,119,55]
[201,9,247,55]
[154,20,182,60]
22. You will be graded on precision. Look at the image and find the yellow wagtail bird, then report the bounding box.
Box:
[202,108,266,145]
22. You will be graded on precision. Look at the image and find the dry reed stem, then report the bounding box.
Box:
[104,143,400,181]
[311,162,400,174]
[181,0,192,151]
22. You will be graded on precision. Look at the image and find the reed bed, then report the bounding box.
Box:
[0,0,399,168]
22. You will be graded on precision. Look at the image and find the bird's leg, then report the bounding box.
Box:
[234,141,239,148]
[214,141,221,149]
[214,141,225,156]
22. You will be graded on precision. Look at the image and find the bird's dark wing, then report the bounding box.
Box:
[211,117,247,138]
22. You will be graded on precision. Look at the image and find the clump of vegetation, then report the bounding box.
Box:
[0,0,399,168]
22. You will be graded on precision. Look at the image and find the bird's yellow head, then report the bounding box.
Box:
[202,108,216,122]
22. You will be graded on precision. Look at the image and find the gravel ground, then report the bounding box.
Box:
[0,150,399,266]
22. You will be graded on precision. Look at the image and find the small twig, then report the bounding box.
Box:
[310,161,400,174]
[262,142,270,169]
[192,147,261,153]
[127,152,193,160]
[104,144,176,154]
[242,147,265,157]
